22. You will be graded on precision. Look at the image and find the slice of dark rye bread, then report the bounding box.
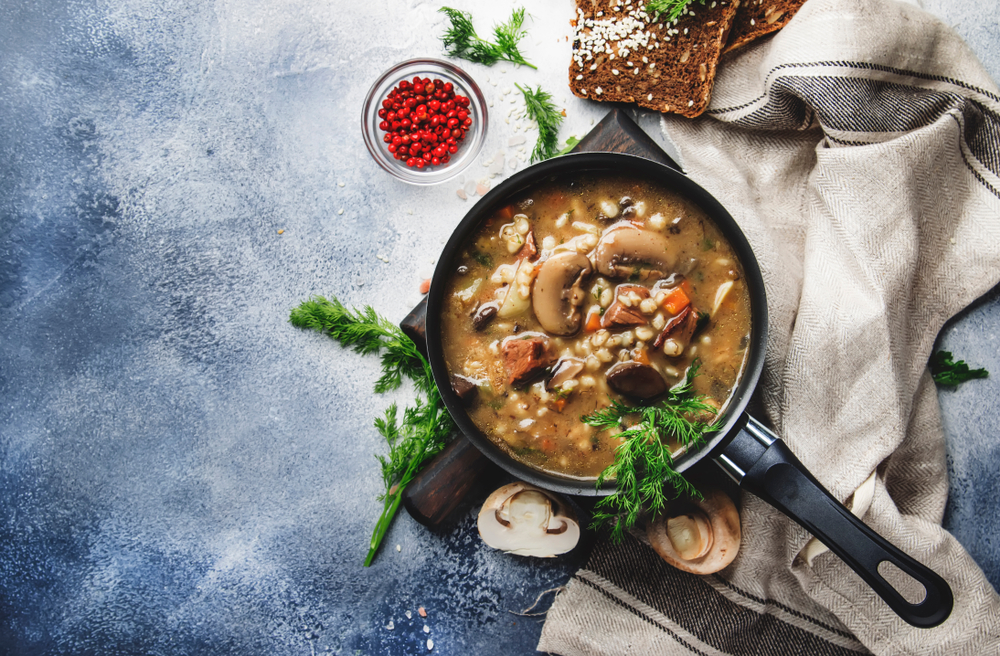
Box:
[723,0,808,53]
[568,0,741,118]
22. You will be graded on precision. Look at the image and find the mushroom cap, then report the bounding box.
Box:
[547,357,586,391]
[646,487,741,575]
[477,481,580,558]
[472,301,499,331]
[531,251,593,336]
[606,361,668,401]
[592,223,677,280]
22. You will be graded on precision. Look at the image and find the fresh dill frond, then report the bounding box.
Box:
[439,7,537,70]
[440,8,493,64]
[580,397,632,430]
[516,84,564,163]
[582,362,721,542]
[289,296,429,394]
[930,350,988,387]
[645,0,706,23]
[493,8,533,67]
[374,393,453,504]
[290,295,455,566]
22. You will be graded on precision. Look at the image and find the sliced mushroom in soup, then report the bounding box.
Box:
[439,173,752,479]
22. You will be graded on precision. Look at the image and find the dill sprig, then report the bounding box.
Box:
[439,7,537,70]
[930,350,988,387]
[645,0,707,23]
[582,363,721,542]
[290,296,455,566]
[516,84,564,163]
[290,296,428,393]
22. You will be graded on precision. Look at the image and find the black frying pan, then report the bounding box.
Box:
[422,152,953,628]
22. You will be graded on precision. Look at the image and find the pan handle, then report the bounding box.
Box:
[715,414,953,628]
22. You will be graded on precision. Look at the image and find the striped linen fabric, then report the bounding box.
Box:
[539,0,1000,653]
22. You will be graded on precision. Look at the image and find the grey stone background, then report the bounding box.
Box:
[1,0,997,654]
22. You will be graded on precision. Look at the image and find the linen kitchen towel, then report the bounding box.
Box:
[539,0,1000,653]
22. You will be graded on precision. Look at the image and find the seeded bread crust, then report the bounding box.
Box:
[723,0,807,53]
[569,0,741,118]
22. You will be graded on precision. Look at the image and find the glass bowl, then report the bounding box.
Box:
[362,58,488,186]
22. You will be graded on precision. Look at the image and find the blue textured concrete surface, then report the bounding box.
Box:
[1,0,997,654]
[938,285,1000,591]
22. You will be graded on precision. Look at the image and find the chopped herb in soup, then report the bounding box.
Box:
[440,173,751,479]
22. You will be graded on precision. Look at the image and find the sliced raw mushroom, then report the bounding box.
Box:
[532,251,593,336]
[605,361,667,401]
[593,223,677,280]
[647,487,741,575]
[478,482,580,557]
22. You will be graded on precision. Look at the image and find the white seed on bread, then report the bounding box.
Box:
[570,0,742,117]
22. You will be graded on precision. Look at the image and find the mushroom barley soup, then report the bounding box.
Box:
[440,173,751,479]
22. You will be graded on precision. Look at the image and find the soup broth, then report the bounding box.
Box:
[440,172,751,479]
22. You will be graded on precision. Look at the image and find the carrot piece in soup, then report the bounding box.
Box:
[662,286,691,315]
[584,311,603,332]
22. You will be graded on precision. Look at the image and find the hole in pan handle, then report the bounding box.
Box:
[715,414,954,628]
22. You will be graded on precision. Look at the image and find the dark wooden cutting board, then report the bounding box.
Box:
[400,108,681,526]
